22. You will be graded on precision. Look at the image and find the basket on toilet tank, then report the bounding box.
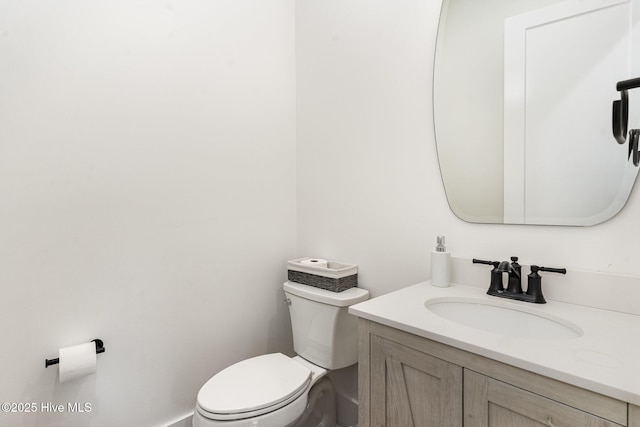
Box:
[287,258,357,292]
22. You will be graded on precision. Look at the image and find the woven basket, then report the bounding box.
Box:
[287,258,358,292]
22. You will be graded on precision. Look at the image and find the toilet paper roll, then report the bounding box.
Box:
[301,258,328,268]
[58,342,97,383]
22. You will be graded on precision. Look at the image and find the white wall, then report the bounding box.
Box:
[0,1,296,426]
[3,1,640,426]
[296,0,640,300]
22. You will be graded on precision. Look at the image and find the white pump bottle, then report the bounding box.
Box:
[431,235,450,287]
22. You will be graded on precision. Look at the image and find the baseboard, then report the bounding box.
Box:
[162,411,193,427]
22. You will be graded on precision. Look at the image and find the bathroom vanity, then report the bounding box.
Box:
[349,282,640,427]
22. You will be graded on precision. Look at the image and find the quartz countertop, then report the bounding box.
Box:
[348,282,640,406]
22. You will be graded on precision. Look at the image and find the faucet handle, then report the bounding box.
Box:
[472,258,500,268]
[472,259,504,295]
[536,266,567,275]
[526,265,567,303]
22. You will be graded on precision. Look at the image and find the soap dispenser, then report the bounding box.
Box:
[431,235,451,287]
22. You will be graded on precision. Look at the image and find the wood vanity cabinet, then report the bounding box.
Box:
[358,319,632,427]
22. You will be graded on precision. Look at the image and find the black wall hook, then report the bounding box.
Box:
[630,130,640,167]
[45,339,105,368]
[613,90,628,144]
[617,77,640,91]
[613,77,640,166]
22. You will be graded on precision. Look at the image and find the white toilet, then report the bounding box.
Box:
[193,281,369,427]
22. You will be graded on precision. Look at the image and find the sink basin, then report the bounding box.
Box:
[425,297,583,340]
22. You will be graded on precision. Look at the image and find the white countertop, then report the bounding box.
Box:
[349,281,640,406]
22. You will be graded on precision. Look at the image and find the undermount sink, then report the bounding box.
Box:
[425,297,583,340]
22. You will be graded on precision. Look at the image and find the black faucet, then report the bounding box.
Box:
[497,256,522,294]
[473,257,566,304]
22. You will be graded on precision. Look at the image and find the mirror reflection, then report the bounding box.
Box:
[434,0,640,225]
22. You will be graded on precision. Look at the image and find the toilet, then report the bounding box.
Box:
[193,281,369,427]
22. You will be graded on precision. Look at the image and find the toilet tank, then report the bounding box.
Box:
[283,281,369,370]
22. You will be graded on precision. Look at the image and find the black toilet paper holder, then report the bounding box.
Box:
[45,339,106,368]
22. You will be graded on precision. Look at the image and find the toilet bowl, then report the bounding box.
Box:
[193,354,329,427]
[193,281,369,427]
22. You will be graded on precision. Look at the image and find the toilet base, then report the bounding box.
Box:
[291,377,336,427]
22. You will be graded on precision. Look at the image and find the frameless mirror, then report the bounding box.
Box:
[434,0,640,225]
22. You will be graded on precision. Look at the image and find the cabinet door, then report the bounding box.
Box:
[369,334,462,427]
[464,370,623,427]
[630,405,640,427]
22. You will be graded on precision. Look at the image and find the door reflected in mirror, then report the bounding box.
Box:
[433,0,640,225]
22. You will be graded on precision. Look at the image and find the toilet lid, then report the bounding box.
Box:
[197,353,312,417]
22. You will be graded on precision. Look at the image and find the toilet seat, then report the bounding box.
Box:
[196,353,312,421]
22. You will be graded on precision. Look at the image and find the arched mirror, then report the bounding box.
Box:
[434,0,640,225]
